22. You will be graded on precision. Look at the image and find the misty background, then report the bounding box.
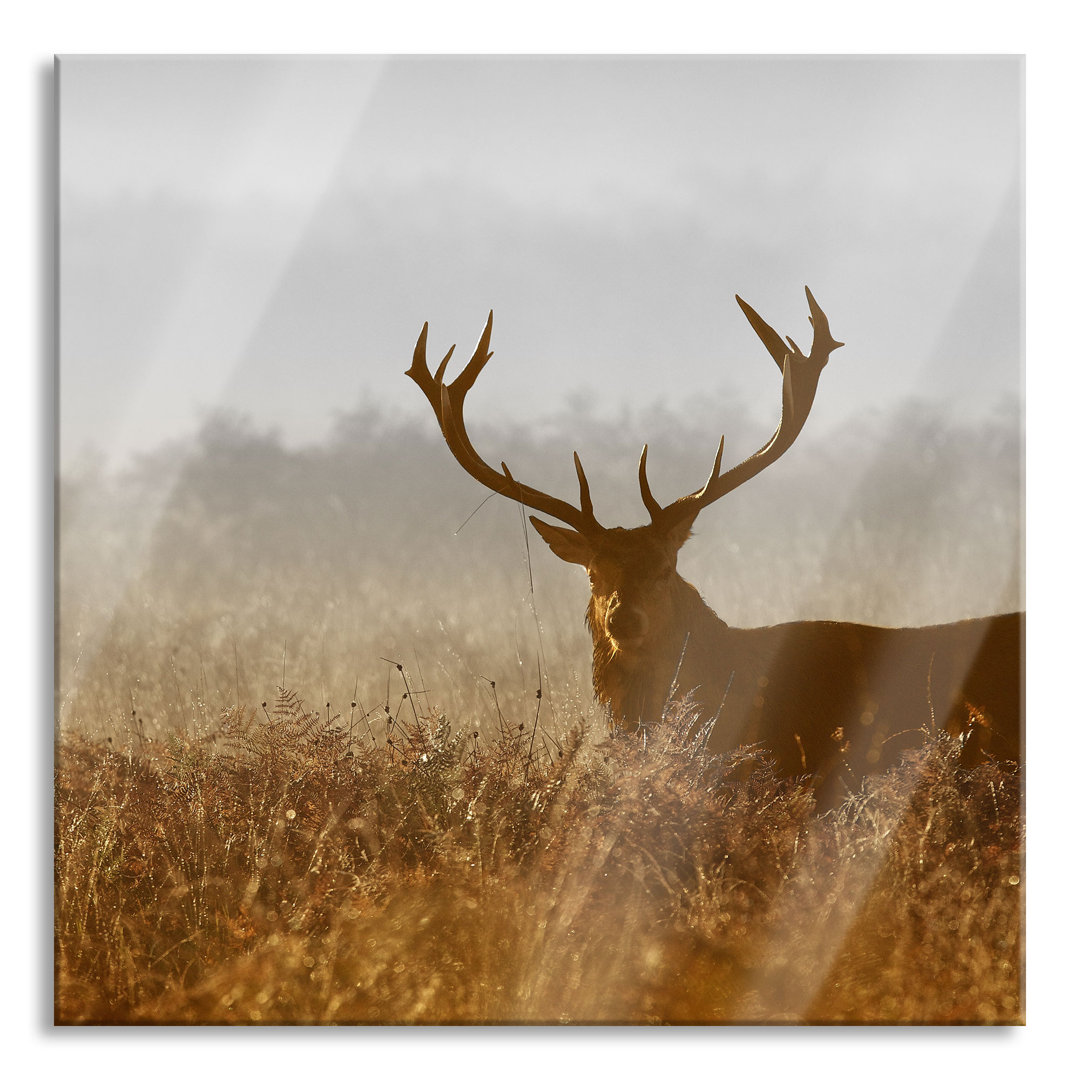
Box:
[56,56,1023,739]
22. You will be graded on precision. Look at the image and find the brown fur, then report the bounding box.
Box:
[409,295,1022,801]
[534,519,1022,802]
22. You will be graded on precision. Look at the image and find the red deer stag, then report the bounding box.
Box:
[407,288,1022,800]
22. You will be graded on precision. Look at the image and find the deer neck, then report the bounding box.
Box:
[587,574,728,727]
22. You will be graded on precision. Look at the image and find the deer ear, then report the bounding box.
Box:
[529,517,593,567]
[663,516,695,552]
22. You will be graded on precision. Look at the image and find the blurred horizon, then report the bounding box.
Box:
[59,55,1022,474]
[57,390,1023,740]
[56,54,1024,740]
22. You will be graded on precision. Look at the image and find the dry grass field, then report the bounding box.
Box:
[55,689,1022,1024]
[55,403,1023,1025]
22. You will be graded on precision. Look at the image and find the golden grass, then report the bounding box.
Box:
[54,411,1024,1024]
[55,688,1022,1025]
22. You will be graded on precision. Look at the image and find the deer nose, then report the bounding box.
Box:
[606,597,647,644]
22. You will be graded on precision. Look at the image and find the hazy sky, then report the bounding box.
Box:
[59,55,1022,471]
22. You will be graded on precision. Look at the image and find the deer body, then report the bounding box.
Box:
[539,515,1021,797]
[407,288,1023,795]
[692,614,1022,777]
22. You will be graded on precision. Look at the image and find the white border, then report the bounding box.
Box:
[8,1,1073,1071]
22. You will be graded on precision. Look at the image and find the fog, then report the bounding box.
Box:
[59,56,1022,471]
[56,55,1023,739]
[57,394,1022,740]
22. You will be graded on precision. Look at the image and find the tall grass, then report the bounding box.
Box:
[55,400,1023,1024]
[55,688,1022,1024]
[56,400,1021,742]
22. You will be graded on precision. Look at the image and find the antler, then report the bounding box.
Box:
[406,311,604,536]
[639,286,844,534]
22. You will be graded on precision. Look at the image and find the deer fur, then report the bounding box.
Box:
[408,289,1023,800]
[532,515,1021,801]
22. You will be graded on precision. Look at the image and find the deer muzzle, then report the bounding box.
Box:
[605,594,649,649]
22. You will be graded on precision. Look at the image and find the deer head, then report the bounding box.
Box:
[406,288,844,724]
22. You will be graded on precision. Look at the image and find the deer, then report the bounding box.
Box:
[406,287,1023,802]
